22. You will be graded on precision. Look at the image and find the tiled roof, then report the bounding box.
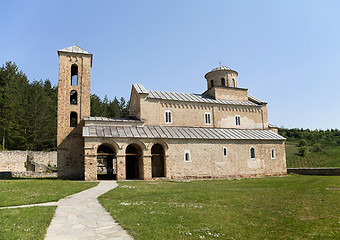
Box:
[58,46,92,55]
[211,65,232,71]
[83,125,285,140]
[148,90,259,106]
[248,95,266,104]
[84,117,143,123]
[133,84,149,94]
[133,84,264,106]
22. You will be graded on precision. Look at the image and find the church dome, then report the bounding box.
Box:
[204,65,238,89]
[211,65,231,71]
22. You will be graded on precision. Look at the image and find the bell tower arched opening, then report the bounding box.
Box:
[70,90,77,105]
[71,64,78,86]
[151,144,165,178]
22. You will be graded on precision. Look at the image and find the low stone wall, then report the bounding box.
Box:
[0,151,57,172]
[287,168,340,176]
[0,171,57,178]
[0,151,27,172]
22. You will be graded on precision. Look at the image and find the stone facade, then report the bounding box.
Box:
[83,137,286,180]
[130,94,268,129]
[56,46,286,181]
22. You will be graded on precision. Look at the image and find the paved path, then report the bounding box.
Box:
[0,201,58,210]
[44,181,133,240]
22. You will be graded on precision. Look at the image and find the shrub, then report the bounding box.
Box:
[299,146,308,156]
[312,143,323,152]
[298,139,307,147]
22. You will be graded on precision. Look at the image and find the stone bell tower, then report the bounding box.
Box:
[57,46,92,179]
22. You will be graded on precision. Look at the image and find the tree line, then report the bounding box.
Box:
[278,128,340,146]
[0,61,128,151]
[278,128,340,156]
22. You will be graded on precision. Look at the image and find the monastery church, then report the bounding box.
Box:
[57,46,286,181]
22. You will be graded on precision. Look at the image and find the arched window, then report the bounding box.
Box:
[235,115,241,126]
[221,78,225,86]
[232,78,235,87]
[184,150,191,162]
[70,112,77,127]
[71,65,78,86]
[204,112,211,125]
[271,148,276,159]
[70,90,77,105]
[210,80,214,87]
[165,110,172,123]
[250,147,256,159]
[223,147,227,157]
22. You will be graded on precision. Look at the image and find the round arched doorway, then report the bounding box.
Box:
[97,144,116,180]
[125,144,143,180]
[151,144,165,178]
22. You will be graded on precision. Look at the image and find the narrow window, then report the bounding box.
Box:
[71,65,78,86]
[70,90,77,105]
[165,110,172,123]
[221,78,225,86]
[205,112,211,125]
[184,150,191,162]
[271,148,276,159]
[223,147,227,157]
[210,80,214,87]
[232,78,235,87]
[235,115,241,126]
[250,147,256,159]
[70,112,77,127]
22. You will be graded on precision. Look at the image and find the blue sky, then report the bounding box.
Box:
[1,0,339,130]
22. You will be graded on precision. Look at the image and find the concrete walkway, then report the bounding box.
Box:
[0,201,58,210]
[44,181,133,240]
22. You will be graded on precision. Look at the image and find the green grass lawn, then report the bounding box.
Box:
[99,175,340,240]
[0,179,98,207]
[0,206,56,240]
[0,180,98,240]
[286,142,340,168]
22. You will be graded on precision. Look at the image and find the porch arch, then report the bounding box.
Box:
[151,144,165,178]
[125,143,143,180]
[97,144,116,180]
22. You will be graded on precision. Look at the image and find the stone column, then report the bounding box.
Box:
[143,154,152,180]
[164,155,170,179]
[84,148,97,181]
[116,155,126,180]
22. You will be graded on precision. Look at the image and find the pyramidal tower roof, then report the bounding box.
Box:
[57,45,93,67]
[58,45,92,55]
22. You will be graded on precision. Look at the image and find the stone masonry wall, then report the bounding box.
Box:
[57,51,91,180]
[0,151,57,172]
[139,97,268,130]
[83,137,286,181]
[0,151,27,172]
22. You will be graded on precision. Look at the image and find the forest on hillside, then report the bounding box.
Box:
[1,61,339,152]
[0,62,128,151]
[279,128,340,146]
